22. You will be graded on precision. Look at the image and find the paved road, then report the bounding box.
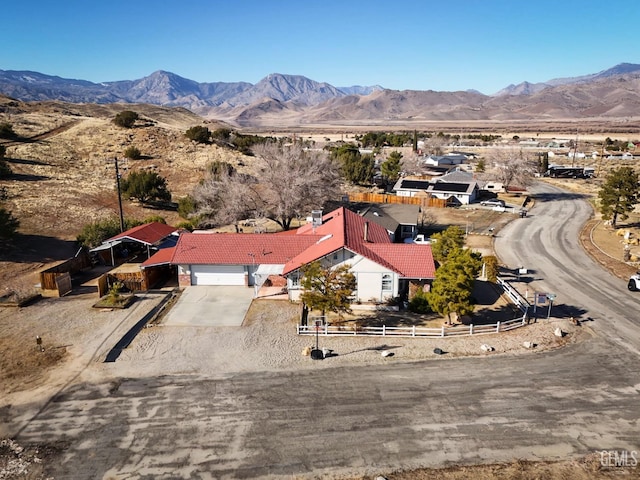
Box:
[495,182,640,355]
[15,182,640,479]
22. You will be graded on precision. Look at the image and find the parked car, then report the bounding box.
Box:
[480,199,505,207]
[628,273,640,291]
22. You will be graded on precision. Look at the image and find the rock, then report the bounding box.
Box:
[480,344,494,352]
[523,341,534,349]
[381,350,393,357]
[433,348,444,355]
[554,327,565,337]
[302,346,312,356]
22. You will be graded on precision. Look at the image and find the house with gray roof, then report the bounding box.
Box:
[392,167,479,205]
[357,203,420,243]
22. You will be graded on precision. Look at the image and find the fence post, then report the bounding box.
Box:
[412,325,416,337]
[470,324,474,335]
[324,323,328,335]
[382,325,386,336]
[441,326,445,337]
[496,321,501,333]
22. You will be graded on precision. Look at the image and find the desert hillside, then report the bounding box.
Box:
[1,97,242,239]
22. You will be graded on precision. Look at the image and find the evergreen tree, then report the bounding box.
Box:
[332,144,374,184]
[381,151,403,182]
[430,226,466,264]
[120,170,172,203]
[427,247,482,323]
[598,167,640,228]
[0,206,19,243]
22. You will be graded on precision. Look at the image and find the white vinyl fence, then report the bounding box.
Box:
[297,277,529,338]
[297,317,526,338]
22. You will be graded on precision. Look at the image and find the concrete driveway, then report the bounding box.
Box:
[162,286,255,326]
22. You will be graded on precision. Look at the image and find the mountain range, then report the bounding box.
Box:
[1,63,639,127]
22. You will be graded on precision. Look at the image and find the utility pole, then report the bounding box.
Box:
[114,157,125,233]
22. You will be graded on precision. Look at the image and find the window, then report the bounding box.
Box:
[382,274,392,291]
[290,273,300,287]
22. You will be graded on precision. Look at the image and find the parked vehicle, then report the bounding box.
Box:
[480,199,505,207]
[404,234,433,244]
[628,273,640,291]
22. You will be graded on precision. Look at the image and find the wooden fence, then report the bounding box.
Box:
[297,317,526,337]
[39,250,91,296]
[348,192,447,208]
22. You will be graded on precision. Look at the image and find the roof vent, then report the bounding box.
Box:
[317,234,332,244]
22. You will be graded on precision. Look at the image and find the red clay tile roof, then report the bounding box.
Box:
[107,222,177,246]
[283,207,392,274]
[368,244,436,279]
[141,247,176,268]
[171,207,436,279]
[171,233,321,265]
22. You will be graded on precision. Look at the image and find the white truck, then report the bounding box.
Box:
[405,234,432,244]
[628,272,640,291]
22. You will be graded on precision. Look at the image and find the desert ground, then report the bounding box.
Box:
[2,101,640,478]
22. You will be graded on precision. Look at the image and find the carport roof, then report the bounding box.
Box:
[106,222,178,246]
[141,247,176,268]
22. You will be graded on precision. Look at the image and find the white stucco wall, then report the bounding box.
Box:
[286,250,398,303]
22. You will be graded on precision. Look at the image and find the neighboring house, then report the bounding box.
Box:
[392,178,432,197]
[91,222,179,266]
[393,168,479,205]
[421,154,466,167]
[171,207,436,303]
[449,150,476,160]
[357,203,420,242]
[428,168,479,205]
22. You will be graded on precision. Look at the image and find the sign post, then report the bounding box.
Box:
[310,319,324,360]
[547,293,556,319]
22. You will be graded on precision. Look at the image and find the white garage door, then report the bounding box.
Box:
[191,265,246,286]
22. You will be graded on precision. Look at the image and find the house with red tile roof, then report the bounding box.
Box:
[171,207,436,302]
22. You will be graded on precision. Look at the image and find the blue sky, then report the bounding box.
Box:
[2,0,638,94]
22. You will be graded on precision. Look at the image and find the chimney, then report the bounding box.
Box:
[364,221,369,242]
[311,210,323,228]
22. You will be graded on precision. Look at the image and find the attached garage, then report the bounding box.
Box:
[191,265,247,286]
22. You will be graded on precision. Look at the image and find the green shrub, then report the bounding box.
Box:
[114,111,138,128]
[408,289,431,314]
[185,126,210,143]
[76,217,143,249]
[123,146,142,159]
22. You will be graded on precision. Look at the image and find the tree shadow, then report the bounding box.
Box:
[5,157,53,166]
[0,234,78,263]
[472,279,502,305]
[341,344,403,357]
[549,303,589,320]
[347,311,439,328]
[531,192,590,202]
[472,304,523,325]
[7,172,50,181]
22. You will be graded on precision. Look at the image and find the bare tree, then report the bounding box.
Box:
[193,170,256,231]
[194,142,341,231]
[481,147,537,189]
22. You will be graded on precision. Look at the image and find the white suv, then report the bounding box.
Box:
[628,273,640,291]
